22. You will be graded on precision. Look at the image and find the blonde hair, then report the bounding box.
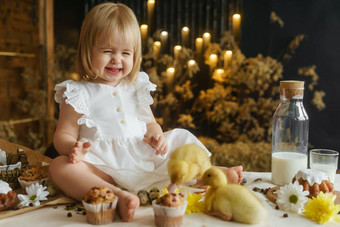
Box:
[76,2,142,82]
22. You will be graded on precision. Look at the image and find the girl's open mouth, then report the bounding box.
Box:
[105,67,122,74]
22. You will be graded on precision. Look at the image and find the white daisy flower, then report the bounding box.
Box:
[18,183,49,207]
[276,181,309,213]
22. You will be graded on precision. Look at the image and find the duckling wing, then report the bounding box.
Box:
[222,185,267,224]
[212,188,233,217]
[181,163,198,182]
[185,147,211,178]
[170,144,211,183]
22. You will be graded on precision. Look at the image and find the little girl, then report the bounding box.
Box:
[49,2,243,222]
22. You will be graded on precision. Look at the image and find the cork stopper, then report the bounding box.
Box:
[280,80,304,99]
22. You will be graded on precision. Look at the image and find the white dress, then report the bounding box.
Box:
[54,72,210,192]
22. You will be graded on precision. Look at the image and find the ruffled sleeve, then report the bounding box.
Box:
[135,72,157,123]
[54,80,89,115]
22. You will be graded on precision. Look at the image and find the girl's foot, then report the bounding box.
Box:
[225,165,243,184]
[116,190,140,222]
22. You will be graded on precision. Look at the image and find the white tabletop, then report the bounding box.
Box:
[1,172,339,227]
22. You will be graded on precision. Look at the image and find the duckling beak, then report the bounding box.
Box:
[168,183,177,193]
[191,178,205,188]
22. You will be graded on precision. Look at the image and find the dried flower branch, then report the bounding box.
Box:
[270,12,284,28]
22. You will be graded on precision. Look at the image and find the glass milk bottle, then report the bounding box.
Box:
[271,80,309,185]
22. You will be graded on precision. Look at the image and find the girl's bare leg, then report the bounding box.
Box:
[49,155,139,222]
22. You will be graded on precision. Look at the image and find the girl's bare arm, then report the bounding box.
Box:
[144,106,168,155]
[54,101,82,156]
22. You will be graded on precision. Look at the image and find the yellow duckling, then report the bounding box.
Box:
[167,144,211,191]
[202,167,267,224]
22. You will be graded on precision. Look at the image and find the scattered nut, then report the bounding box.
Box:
[254,178,263,182]
[252,187,261,192]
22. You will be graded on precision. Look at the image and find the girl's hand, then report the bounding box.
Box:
[143,133,169,156]
[144,121,169,156]
[69,141,91,163]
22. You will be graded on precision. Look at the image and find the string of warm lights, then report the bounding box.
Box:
[141,0,242,88]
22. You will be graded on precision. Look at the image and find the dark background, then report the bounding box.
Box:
[54,0,340,166]
[241,0,340,155]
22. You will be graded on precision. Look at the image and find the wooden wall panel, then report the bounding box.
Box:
[0,0,39,53]
[0,0,39,118]
[0,0,54,150]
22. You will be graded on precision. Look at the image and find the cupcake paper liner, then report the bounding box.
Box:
[18,177,49,189]
[82,198,118,225]
[152,200,187,227]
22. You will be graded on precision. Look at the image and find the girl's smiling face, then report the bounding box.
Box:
[91,32,134,87]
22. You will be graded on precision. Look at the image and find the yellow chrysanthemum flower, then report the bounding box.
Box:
[303,192,340,224]
[185,190,205,214]
[159,185,184,197]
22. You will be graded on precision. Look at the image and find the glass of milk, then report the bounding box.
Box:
[272,151,308,185]
[309,149,339,184]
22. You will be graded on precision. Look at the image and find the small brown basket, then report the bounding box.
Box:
[0,148,29,189]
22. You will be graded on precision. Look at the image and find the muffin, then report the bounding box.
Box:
[18,166,49,189]
[82,186,118,225]
[292,169,334,198]
[0,180,18,212]
[152,192,187,227]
